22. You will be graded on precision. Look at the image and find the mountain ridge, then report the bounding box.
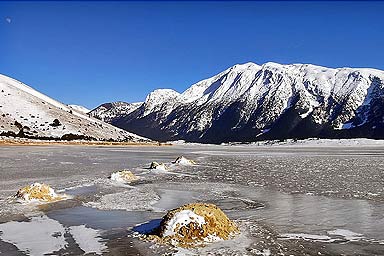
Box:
[76,62,384,143]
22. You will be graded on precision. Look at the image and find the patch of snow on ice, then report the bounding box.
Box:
[0,215,67,255]
[69,225,107,255]
[280,233,334,242]
[327,229,364,241]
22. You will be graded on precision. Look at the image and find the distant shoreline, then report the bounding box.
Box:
[0,138,170,147]
[2,137,383,147]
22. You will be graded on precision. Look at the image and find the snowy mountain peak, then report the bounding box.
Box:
[90,62,384,143]
[144,89,181,103]
[143,89,181,116]
[89,101,142,123]
[230,62,261,70]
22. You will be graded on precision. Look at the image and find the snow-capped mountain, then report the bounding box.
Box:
[68,104,90,114]
[89,62,384,143]
[0,74,148,142]
[89,101,142,123]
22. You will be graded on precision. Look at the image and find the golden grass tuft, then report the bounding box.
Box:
[149,203,239,247]
[15,183,65,202]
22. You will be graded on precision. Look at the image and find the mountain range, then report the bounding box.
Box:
[90,62,384,143]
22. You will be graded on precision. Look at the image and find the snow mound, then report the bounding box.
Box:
[110,170,139,183]
[172,156,196,166]
[149,162,168,171]
[15,183,68,203]
[150,203,239,247]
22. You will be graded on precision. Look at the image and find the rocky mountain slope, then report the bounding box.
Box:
[90,62,384,143]
[0,74,148,142]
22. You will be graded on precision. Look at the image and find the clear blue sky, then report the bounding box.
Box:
[1,1,383,109]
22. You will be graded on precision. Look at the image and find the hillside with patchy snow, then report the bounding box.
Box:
[91,62,384,143]
[68,105,90,114]
[0,74,148,142]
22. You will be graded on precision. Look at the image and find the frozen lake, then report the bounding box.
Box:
[0,143,384,255]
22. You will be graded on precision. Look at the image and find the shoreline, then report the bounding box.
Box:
[2,137,384,147]
[0,138,171,147]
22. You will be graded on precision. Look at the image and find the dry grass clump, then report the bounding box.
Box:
[15,183,65,202]
[148,203,239,247]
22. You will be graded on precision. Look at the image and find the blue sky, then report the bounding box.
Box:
[1,1,384,109]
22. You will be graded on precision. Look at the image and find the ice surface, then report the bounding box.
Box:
[84,185,160,211]
[281,229,367,244]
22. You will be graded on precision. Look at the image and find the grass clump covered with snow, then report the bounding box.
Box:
[144,203,239,248]
[15,183,68,203]
[172,156,196,166]
[110,170,139,183]
[149,161,168,171]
